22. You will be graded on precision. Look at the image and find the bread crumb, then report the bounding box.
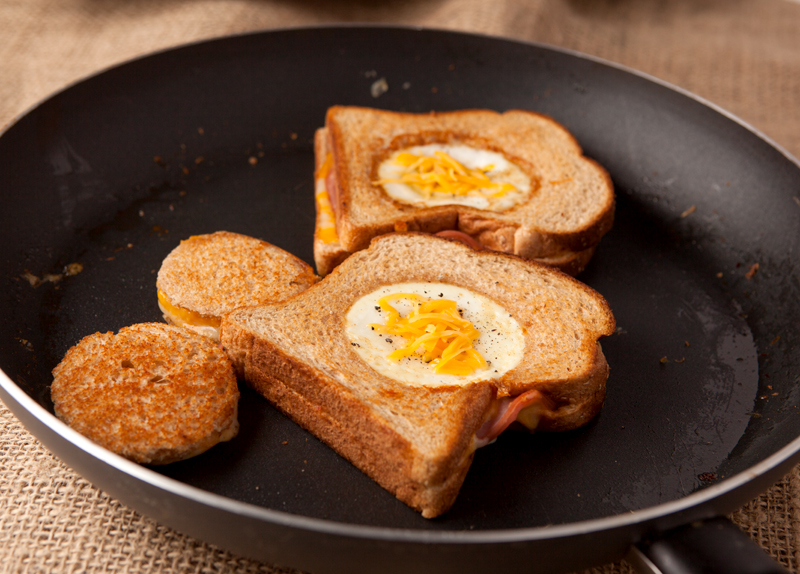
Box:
[745,263,759,279]
[16,338,33,351]
[680,205,696,218]
[248,156,258,166]
[22,269,75,286]
[371,78,388,98]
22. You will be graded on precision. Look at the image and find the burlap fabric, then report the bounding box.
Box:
[1,1,799,572]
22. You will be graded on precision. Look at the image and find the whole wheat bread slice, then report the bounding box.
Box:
[221,233,615,517]
[313,106,614,276]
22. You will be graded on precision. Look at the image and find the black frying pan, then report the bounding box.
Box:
[1,26,799,574]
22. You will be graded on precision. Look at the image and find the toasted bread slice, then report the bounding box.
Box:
[51,323,239,465]
[221,233,615,517]
[157,231,317,340]
[313,106,614,277]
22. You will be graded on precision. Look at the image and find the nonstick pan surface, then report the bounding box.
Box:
[1,26,800,574]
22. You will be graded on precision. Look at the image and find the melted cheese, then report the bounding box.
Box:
[345,282,524,387]
[315,153,338,244]
[370,293,487,376]
[377,145,532,211]
[157,289,221,329]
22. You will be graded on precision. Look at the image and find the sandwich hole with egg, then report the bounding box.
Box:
[346,282,524,387]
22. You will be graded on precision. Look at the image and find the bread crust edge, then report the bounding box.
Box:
[221,316,489,518]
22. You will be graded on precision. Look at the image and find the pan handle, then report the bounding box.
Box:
[627,516,788,574]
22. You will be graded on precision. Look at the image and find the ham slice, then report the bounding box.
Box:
[435,229,483,251]
[474,389,553,448]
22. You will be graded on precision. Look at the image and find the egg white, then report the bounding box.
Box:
[344,282,525,387]
[377,144,532,211]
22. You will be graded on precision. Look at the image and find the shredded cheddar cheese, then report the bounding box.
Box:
[370,293,487,376]
[157,289,221,329]
[377,151,516,199]
[315,153,338,244]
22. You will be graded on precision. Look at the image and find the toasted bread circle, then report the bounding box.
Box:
[313,106,614,277]
[157,231,317,339]
[51,323,240,465]
[222,233,615,517]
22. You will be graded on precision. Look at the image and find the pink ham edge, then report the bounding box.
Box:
[475,389,549,447]
[435,229,483,251]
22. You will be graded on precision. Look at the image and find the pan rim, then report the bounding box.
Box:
[2,23,799,546]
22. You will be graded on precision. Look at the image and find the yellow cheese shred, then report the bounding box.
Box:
[315,153,338,244]
[157,289,221,328]
[377,151,516,199]
[370,293,487,376]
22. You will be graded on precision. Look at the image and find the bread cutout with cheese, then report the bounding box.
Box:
[313,106,615,277]
[221,233,615,518]
[157,231,317,341]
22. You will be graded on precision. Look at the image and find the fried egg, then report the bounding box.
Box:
[345,282,525,387]
[376,144,532,211]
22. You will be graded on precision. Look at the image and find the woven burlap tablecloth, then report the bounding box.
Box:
[2,1,800,572]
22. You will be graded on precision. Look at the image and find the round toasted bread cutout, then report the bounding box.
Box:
[157,231,317,340]
[51,323,240,465]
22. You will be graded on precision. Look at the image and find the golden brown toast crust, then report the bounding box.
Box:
[314,106,615,276]
[222,233,615,517]
[51,323,239,465]
[238,355,483,518]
